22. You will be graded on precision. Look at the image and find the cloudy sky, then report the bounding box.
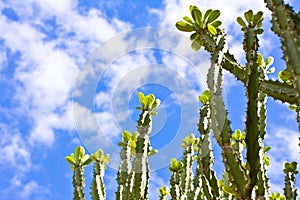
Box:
[0,0,299,199]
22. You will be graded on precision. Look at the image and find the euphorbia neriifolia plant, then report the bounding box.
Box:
[67,0,300,199]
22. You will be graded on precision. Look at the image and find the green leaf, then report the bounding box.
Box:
[264,156,270,166]
[266,56,274,68]
[136,107,143,110]
[189,5,194,13]
[207,10,221,24]
[211,20,222,28]
[75,146,85,164]
[190,32,198,40]
[102,155,110,164]
[151,111,157,116]
[278,70,291,82]
[244,10,254,23]
[237,17,246,27]
[82,157,93,166]
[191,6,202,27]
[253,11,264,27]
[194,23,201,31]
[175,21,195,32]
[267,67,275,74]
[208,24,217,35]
[132,131,139,139]
[159,186,169,196]
[263,146,271,153]
[129,141,136,149]
[204,9,212,21]
[118,142,125,147]
[256,28,264,35]
[191,39,202,51]
[257,53,265,67]
[169,158,183,172]
[144,94,155,108]
[152,99,161,109]
[291,161,298,171]
[182,133,196,146]
[222,185,237,195]
[232,129,243,140]
[199,90,210,104]
[183,16,193,24]
[65,155,75,165]
[284,163,290,170]
[81,154,90,164]
[91,151,101,161]
[138,92,145,107]
[122,130,132,141]
[149,149,158,156]
[289,104,297,111]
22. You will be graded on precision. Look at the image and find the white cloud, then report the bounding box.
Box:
[0,0,132,148]
[149,172,169,199]
[0,1,134,197]
[1,176,49,200]
[0,124,31,171]
[265,126,300,193]
[157,0,269,30]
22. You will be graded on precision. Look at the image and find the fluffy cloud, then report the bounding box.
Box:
[0,0,131,147]
[0,0,131,197]
[0,124,31,171]
[266,126,300,193]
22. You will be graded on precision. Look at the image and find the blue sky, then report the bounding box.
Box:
[0,0,299,199]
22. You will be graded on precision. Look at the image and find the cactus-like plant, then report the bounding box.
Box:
[65,146,93,200]
[90,150,109,200]
[115,130,138,200]
[283,162,298,200]
[174,3,299,199]
[66,1,300,199]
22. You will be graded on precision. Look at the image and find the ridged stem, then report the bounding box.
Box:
[223,52,299,105]
[243,20,261,196]
[91,162,106,200]
[283,162,298,200]
[73,165,86,200]
[265,0,300,130]
[207,34,248,199]
[195,102,220,199]
[132,111,152,200]
[116,135,132,200]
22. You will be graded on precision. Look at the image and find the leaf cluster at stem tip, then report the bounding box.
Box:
[136,92,160,115]
[65,146,93,170]
[175,5,222,51]
[237,10,264,34]
[283,161,298,174]
[169,158,183,173]
[199,90,210,104]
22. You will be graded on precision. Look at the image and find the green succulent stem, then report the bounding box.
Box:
[195,100,220,199]
[116,131,136,200]
[131,111,152,199]
[131,92,160,200]
[90,150,109,200]
[265,0,300,130]
[180,141,194,197]
[73,165,86,200]
[223,52,299,106]
[66,146,92,200]
[206,33,248,199]
[283,162,298,199]
[91,162,106,200]
[242,19,261,197]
